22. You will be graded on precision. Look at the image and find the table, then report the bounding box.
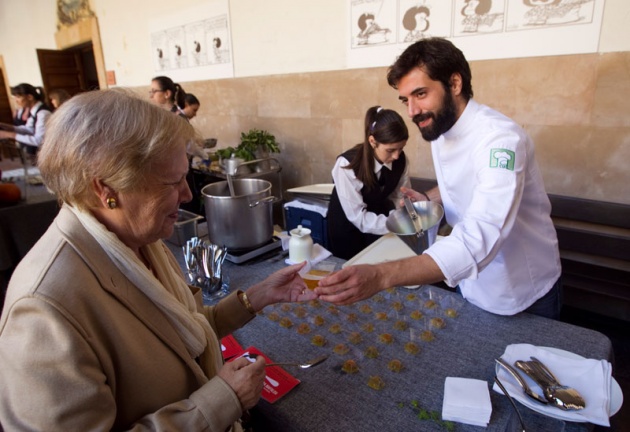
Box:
[166,243,614,432]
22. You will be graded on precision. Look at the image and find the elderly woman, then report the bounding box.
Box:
[0,89,315,431]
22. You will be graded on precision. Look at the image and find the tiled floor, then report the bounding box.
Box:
[561,307,629,431]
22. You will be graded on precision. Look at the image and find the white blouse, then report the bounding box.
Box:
[331,156,410,235]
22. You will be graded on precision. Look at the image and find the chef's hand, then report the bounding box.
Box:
[316,264,384,305]
[247,262,317,310]
[217,355,266,410]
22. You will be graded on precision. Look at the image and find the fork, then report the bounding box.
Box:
[514,359,586,411]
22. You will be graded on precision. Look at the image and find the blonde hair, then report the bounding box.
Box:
[39,88,198,210]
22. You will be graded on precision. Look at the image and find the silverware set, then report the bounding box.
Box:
[514,357,586,411]
[183,237,228,298]
[496,356,586,411]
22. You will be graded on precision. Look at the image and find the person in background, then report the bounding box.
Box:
[182,93,201,120]
[317,38,562,319]
[0,83,51,158]
[0,89,317,431]
[327,106,410,260]
[149,75,187,119]
[148,77,206,161]
[49,88,72,109]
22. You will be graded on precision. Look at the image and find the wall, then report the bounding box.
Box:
[0,0,629,204]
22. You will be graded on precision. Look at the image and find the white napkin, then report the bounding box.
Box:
[442,377,492,427]
[285,243,332,268]
[494,343,612,426]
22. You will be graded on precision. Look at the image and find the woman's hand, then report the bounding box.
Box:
[0,123,15,131]
[0,130,16,140]
[246,262,317,311]
[399,186,426,203]
[217,356,266,410]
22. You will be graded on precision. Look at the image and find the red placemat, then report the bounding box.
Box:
[230,346,300,403]
[220,334,244,360]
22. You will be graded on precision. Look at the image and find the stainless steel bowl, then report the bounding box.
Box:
[386,201,444,255]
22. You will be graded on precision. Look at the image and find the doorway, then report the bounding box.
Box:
[0,63,12,123]
[37,42,99,103]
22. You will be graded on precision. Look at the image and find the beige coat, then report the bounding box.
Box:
[0,207,255,431]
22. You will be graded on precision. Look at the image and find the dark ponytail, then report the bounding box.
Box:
[11,83,46,102]
[152,76,186,108]
[345,106,409,189]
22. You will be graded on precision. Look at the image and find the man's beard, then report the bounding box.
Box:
[412,91,458,142]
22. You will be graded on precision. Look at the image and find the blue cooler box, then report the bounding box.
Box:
[284,202,329,249]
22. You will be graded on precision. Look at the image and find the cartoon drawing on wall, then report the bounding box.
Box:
[204,15,231,64]
[357,12,391,45]
[454,0,505,35]
[185,21,208,67]
[212,37,222,62]
[402,5,432,42]
[351,0,396,48]
[151,31,170,71]
[166,26,188,69]
[149,1,234,79]
[507,0,596,31]
[398,0,453,43]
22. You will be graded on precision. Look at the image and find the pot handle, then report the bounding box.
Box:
[249,196,278,208]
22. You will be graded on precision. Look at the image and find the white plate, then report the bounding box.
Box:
[286,184,334,196]
[495,346,623,422]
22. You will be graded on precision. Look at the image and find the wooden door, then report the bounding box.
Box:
[37,48,86,101]
[0,67,12,123]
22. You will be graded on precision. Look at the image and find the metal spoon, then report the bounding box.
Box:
[403,196,424,238]
[247,354,329,369]
[517,358,586,411]
[495,358,548,405]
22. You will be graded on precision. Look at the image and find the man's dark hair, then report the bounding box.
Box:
[387,37,473,101]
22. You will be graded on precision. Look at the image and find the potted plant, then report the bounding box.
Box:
[216,129,280,162]
[239,128,280,161]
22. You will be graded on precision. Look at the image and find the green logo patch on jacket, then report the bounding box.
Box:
[489,149,515,171]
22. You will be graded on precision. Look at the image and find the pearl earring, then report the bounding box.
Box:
[106,197,117,209]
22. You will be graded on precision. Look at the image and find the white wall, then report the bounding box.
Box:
[0,0,629,87]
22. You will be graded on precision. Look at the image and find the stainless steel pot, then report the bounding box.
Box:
[201,179,275,250]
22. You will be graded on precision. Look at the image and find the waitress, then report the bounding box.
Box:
[149,75,187,119]
[327,106,410,260]
[0,83,51,157]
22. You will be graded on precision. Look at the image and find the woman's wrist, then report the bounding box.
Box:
[419,191,430,201]
[237,291,257,314]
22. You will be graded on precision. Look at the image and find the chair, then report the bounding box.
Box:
[0,139,31,200]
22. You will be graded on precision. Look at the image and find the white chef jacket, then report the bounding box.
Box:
[424,99,561,315]
[332,156,410,235]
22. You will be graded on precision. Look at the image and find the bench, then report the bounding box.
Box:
[410,178,630,322]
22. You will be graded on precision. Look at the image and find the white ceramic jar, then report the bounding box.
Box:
[289,225,313,263]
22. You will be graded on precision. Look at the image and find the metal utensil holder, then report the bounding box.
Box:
[183,237,230,302]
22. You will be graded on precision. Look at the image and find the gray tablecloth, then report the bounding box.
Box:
[166,243,614,432]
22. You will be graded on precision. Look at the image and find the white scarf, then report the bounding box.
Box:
[69,206,222,377]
